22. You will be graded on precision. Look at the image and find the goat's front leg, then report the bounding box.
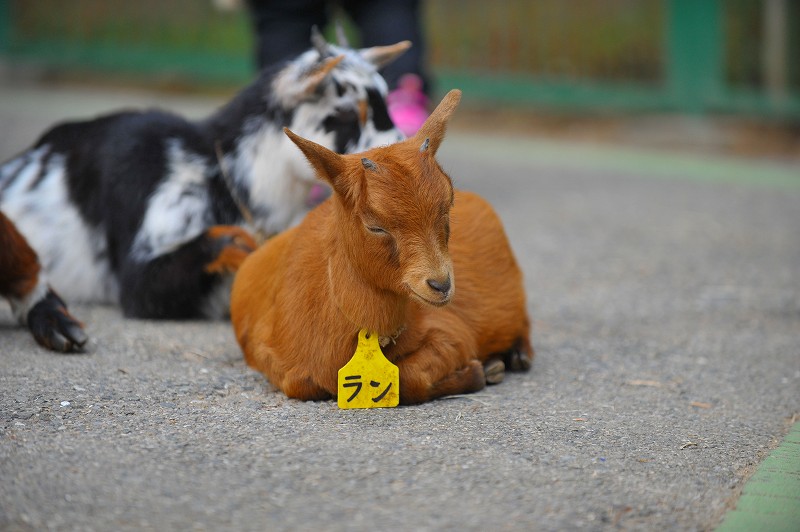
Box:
[120,225,256,319]
[396,326,485,405]
[26,288,88,352]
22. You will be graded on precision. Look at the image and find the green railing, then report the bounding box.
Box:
[0,0,797,118]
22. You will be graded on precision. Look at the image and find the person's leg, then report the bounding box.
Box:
[343,0,431,135]
[246,0,330,69]
[342,0,429,91]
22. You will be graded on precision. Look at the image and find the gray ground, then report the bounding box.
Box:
[1,83,799,531]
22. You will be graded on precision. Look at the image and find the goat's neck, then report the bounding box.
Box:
[327,248,408,338]
[203,81,310,235]
[202,68,288,153]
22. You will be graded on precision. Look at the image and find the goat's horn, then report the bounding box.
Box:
[420,138,430,153]
[310,25,330,55]
[361,158,378,171]
[335,21,350,47]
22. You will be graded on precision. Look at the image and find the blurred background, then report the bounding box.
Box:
[0,0,798,160]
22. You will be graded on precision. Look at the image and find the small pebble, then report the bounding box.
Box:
[60,401,71,407]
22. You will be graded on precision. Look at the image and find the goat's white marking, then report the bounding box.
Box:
[231,121,318,236]
[8,277,48,326]
[354,119,405,152]
[131,140,211,261]
[0,151,31,190]
[0,147,48,195]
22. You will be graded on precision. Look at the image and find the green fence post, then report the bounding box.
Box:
[0,0,11,54]
[665,0,724,113]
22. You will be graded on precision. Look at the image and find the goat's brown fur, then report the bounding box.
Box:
[203,226,257,275]
[0,211,41,300]
[231,90,533,404]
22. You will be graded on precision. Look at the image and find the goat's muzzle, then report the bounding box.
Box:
[407,272,454,307]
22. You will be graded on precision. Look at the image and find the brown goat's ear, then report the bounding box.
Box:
[284,128,351,194]
[415,89,462,156]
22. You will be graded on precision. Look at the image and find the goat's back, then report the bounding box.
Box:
[431,190,529,358]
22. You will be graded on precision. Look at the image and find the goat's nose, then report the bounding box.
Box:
[427,276,451,295]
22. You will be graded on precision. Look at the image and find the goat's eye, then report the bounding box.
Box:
[367,225,388,235]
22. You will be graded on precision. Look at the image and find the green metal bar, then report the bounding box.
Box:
[437,70,674,112]
[437,68,800,119]
[665,0,724,112]
[8,40,253,85]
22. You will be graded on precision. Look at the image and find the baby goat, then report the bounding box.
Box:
[1,211,87,352]
[231,90,534,404]
[0,32,407,319]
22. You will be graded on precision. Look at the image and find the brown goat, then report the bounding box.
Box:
[231,89,533,404]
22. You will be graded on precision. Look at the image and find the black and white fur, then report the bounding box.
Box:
[0,34,407,319]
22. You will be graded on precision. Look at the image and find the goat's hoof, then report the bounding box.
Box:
[27,290,88,353]
[484,359,505,384]
[504,348,532,372]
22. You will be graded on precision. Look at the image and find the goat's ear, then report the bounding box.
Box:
[360,41,411,69]
[310,25,330,56]
[415,89,461,156]
[301,54,344,95]
[284,128,350,193]
[276,54,344,104]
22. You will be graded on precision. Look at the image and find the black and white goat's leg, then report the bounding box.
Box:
[0,211,88,352]
[119,225,256,320]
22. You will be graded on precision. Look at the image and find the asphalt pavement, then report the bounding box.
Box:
[1,81,799,531]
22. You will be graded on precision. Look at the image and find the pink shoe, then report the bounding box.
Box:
[387,74,429,137]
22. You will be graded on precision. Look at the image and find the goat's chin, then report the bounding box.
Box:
[406,285,452,308]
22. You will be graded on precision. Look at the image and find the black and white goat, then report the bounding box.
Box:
[0,33,408,319]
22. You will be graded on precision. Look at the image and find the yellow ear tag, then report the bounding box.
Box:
[337,329,400,409]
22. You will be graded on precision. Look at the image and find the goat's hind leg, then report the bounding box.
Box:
[483,336,535,385]
[503,336,534,372]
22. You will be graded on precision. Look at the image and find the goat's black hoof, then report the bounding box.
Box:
[27,290,88,353]
[504,348,532,372]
